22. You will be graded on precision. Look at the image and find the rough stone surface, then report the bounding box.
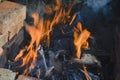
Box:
[8,21,24,40]
[0,1,26,33]
[0,47,3,56]
[0,25,24,68]
[0,21,24,47]
[0,1,26,47]
[0,33,7,48]
[0,68,16,80]
[17,75,39,80]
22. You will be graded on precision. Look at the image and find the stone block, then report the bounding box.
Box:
[8,21,24,40]
[0,1,26,35]
[0,1,26,47]
[0,68,16,80]
[0,21,23,47]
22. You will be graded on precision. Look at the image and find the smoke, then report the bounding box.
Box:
[85,0,112,13]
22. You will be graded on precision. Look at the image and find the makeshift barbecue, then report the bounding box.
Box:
[0,0,117,80]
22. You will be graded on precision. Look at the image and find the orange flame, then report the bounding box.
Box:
[15,0,75,75]
[15,0,91,76]
[45,0,73,46]
[15,12,42,75]
[74,22,91,58]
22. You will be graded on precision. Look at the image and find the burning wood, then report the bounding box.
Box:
[1,0,101,79]
[14,0,77,75]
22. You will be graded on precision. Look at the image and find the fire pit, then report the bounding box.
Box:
[0,0,118,80]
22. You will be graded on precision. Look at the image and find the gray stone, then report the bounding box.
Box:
[0,68,16,80]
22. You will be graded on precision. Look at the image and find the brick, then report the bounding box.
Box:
[0,1,26,34]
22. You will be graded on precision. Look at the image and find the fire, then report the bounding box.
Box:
[73,22,91,80]
[74,22,91,58]
[45,0,74,46]
[15,0,91,76]
[15,12,41,75]
[15,0,74,75]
